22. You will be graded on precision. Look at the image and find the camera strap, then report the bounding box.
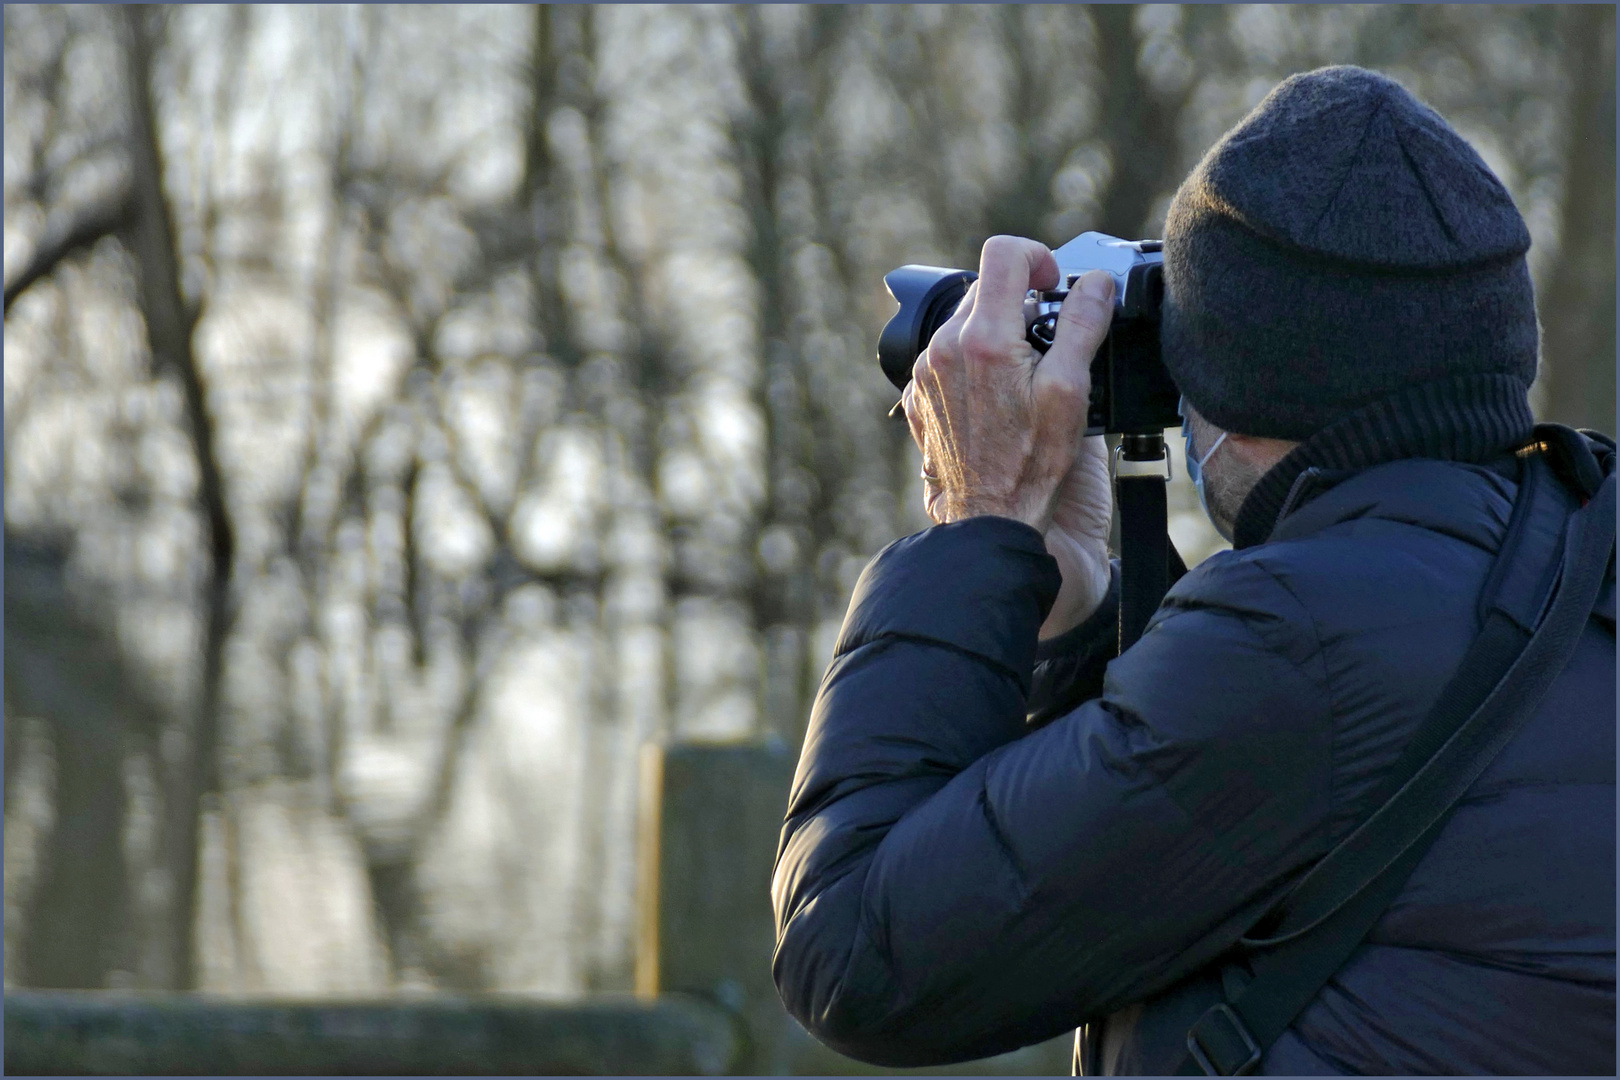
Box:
[1173,436,1616,1076]
[1115,437,1186,651]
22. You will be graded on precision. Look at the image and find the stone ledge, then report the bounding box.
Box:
[3,990,743,1076]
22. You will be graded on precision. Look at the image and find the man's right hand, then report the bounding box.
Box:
[899,235,1114,638]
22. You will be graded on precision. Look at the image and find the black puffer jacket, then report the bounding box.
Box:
[771,451,1616,1074]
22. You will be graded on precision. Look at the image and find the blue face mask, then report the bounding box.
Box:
[1180,397,1227,520]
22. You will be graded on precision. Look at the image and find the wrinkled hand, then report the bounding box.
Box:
[1040,437,1112,638]
[902,235,1114,638]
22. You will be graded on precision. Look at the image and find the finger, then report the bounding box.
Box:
[915,278,977,393]
[951,277,979,326]
[926,278,978,363]
[959,235,1058,356]
[1038,269,1114,402]
[921,470,945,522]
[903,380,927,451]
[1079,432,1109,466]
[914,404,945,520]
[911,335,934,390]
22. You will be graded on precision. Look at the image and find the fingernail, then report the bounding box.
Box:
[1079,270,1113,301]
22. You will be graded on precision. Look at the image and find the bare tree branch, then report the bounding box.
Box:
[3,194,134,316]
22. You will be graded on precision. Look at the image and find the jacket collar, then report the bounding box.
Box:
[1232,372,1535,549]
[1266,457,1520,553]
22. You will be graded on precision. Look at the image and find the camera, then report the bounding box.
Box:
[877,232,1181,436]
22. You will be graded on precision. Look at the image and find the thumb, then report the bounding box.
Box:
[1037,269,1114,400]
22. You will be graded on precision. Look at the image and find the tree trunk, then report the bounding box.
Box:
[120,4,236,991]
[1090,4,1184,240]
[1539,4,1617,434]
[731,6,816,745]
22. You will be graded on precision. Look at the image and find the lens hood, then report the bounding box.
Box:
[877,266,977,391]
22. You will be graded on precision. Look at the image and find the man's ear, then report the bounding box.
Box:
[1226,431,1300,472]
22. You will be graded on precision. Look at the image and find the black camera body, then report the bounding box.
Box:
[877,232,1181,436]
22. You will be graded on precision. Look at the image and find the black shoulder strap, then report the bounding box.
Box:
[1175,445,1618,1076]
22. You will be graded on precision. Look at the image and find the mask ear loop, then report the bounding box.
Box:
[1192,432,1228,476]
[1179,395,1227,485]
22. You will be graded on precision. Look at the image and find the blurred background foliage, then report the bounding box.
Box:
[3,3,1614,1004]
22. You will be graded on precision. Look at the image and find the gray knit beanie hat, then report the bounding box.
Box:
[1161,66,1539,441]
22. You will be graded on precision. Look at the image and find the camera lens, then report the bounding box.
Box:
[877,266,978,391]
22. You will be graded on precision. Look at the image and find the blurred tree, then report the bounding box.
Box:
[3,4,1612,1014]
[5,534,145,988]
[1088,5,1191,240]
[726,5,854,746]
[1,3,238,991]
[118,2,238,992]
[1540,4,1617,433]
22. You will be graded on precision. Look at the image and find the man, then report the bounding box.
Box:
[770,67,1616,1074]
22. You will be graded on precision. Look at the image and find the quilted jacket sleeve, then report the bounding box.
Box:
[771,517,1336,1067]
[1027,559,1120,728]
